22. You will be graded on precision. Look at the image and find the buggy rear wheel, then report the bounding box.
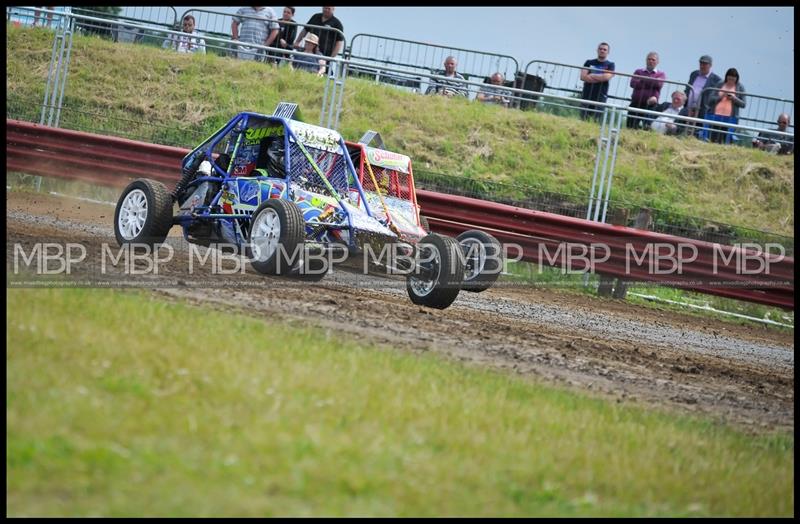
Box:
[406,233,464,309]
[419,215,431,234]
[113,178,173,246]
[457,230,502,293]
[288,246,330,282]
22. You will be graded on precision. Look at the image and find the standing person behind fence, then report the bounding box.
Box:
[426,56,468,98]
[627,51,666,130]
[33,6,55,28]
[580,42,615,121]
[293,6,344,74]
[231,6,280,62]
[684,55,722,136]
[705,67,746,144]
[753,114,793,155]
[162,15,206,55]
[291,32,326,76]
[477,72,512,108]
[269,6,297,65]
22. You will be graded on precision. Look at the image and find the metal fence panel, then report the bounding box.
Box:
[347,33,518,97]
[699,86,794,141]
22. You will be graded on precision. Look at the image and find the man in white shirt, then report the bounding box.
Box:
[650,91,688,135]
[162,15,206,54]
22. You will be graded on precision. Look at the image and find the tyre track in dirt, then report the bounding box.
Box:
[7,191,794,432]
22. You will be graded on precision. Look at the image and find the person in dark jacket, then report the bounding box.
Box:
[649,91,688,135]
[269,6,297,65]
[684,55,722,136]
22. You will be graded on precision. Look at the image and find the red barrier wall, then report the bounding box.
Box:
[7,119,793,309]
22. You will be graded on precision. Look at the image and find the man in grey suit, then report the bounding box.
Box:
[684,55,722,136]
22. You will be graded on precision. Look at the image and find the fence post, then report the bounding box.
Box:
[597,207,629,297]
[600,108,623,223]
[53,10,75,128]
[611,207,654,299]
[586,107,610,221]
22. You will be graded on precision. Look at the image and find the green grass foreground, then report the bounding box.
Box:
[6,26,794,236]
[6,288,794,517]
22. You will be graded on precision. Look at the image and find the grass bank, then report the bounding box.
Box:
[7,287,794,516]
[6,26,794,236]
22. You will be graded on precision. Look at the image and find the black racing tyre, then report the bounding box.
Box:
[288,246,330,282]
[406,233,465,309]
[419,215,431,234]
[114,178,174,246]
[457,230,502,293]
[249,199,305,276]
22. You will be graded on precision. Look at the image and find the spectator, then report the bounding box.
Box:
[291,32,325,76]
[231,6,280,62]
[477,72,512,107]
[269,6,297,64]
[426,56,468,98]
[293,6,344,59]
[580,42,615,121]
[705,67,746,144]
[752,114,793,155]
[650,91,688,135]
[162,15,206,55]
[627,51,666,130]
[684,55,722,136]
[33,6,55,28]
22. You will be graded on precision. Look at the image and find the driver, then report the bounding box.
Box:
[252,137,286,178]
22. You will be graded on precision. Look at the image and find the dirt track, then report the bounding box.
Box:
[6,190,794,433]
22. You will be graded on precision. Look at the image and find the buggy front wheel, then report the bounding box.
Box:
[249,199,305,276]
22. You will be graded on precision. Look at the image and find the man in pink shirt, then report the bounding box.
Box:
[627,51,666,130]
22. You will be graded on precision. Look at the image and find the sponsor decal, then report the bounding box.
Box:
[233,161,255,176]
[220,184,236,214]
[238,180,259,205]
[244,125,283,144]
[365,147,410,174]
[289,121,341,153]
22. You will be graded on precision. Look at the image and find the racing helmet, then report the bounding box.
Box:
[265,138,286,177]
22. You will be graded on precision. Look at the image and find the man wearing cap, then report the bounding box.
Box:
[684,55,722,136]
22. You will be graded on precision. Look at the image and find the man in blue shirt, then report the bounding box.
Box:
[683,55,722,137]
[580,42,615,121]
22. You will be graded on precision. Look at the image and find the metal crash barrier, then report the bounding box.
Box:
[6,119,794,310]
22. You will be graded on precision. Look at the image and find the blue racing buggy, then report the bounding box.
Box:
[113,104,480,309]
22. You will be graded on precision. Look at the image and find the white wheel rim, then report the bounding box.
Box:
[118,189,148,240]
[251,208,281,261]
[460,238,486,281]
[409,244,441,297]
